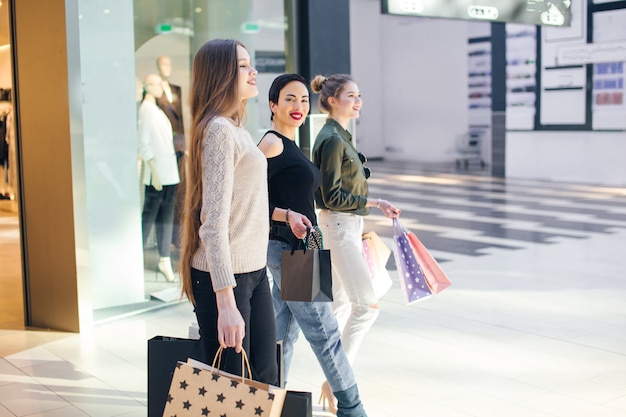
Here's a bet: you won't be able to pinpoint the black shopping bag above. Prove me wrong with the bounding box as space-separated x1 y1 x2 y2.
281 247 333 302
147 336 204 417
281 390 313 417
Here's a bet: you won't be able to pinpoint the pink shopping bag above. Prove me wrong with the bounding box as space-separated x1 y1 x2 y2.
405 229 452 294
362 231 393 299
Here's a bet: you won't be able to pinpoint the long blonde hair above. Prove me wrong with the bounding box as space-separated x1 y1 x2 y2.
179 39 247 305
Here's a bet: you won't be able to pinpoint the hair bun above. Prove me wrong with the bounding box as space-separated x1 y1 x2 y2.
310 74 327 93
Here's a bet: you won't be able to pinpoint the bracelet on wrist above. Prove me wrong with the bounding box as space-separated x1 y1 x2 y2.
376 199 381 208
285 208 290 225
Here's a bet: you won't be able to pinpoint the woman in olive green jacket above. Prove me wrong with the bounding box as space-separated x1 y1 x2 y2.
311 73 401 370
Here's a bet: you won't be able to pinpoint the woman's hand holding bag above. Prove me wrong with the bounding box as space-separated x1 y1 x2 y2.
280 227 333 302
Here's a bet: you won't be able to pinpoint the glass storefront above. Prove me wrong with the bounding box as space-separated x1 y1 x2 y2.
78 0 291 318
1 0 292 329
0 0 23 329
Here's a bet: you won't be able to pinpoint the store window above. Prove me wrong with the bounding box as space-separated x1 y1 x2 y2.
79 0 290 318
0 0 23 329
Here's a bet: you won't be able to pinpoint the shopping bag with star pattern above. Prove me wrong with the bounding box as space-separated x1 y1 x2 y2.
162 347 286 417
392 219 433 304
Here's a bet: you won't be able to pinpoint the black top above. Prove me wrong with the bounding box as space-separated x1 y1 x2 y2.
264 130 322 241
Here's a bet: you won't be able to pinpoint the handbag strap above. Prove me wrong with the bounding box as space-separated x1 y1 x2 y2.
392 218 403 237
307 226 324 249
211 346 254 383
291 226 312 255
288 226 324 254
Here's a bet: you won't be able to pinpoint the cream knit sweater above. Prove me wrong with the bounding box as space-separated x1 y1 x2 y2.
191 117 269 291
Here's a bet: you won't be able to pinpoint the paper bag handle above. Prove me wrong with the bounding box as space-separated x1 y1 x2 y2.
211 346 254 383
392 218 403 236
289 226 313 255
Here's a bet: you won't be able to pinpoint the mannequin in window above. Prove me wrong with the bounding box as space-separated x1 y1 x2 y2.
138 73 180 282
155 55 185 250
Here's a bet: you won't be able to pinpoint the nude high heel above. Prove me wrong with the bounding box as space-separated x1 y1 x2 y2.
318 380 337 415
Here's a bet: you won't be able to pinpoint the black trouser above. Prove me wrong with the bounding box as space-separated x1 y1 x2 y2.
191 267 279 386
142 184 176 257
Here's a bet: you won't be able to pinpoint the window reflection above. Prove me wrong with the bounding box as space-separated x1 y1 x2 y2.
134 0 289 292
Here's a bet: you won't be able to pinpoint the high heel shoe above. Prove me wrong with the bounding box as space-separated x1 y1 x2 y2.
318 380 338 415
158 257 177 282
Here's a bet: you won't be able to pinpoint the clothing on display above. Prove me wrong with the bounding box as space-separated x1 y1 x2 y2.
155 56 186 250
0 97 16 201
156 84 185 154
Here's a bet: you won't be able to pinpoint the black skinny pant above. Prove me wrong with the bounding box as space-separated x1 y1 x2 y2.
191 267 279 386
142 184 176 257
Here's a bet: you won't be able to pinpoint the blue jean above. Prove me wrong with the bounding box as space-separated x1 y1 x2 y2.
191 267 279 386
267 239 356 392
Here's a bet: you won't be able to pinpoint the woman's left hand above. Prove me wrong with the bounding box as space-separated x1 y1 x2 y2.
378 199 401 219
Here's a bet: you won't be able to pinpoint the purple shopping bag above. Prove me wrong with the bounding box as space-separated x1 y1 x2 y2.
392 219 432 304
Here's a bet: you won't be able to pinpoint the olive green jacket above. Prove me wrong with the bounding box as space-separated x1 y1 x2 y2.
312 118 370 215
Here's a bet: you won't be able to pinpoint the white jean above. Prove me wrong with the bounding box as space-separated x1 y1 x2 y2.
318 210 380 365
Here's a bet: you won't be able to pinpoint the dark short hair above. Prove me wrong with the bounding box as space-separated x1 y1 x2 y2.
268 73 307 107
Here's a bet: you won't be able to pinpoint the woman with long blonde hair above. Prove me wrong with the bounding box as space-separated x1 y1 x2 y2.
179 38 278 385
311 73 400 370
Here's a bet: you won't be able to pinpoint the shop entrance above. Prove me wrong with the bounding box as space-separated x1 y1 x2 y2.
0 0 25 330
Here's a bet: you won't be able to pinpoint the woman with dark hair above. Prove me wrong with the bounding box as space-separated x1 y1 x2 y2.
258 74 367 416
179 39 278 385
311 74 401 368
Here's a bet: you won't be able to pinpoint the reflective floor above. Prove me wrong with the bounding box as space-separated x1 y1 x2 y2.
1 160 626 417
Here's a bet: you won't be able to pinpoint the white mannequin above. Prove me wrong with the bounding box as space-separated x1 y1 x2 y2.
139 73 179 282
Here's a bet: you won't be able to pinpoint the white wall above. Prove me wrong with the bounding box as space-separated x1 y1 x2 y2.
350 0 384 157
507 131 626 186
350 0 469 162
381 17 469 162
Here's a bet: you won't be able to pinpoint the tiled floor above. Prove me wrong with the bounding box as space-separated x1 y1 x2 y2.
1 161 626 417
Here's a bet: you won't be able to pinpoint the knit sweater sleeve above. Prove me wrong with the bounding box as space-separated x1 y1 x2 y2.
198 118 238 290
